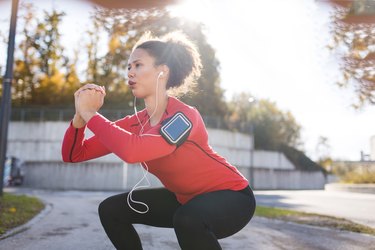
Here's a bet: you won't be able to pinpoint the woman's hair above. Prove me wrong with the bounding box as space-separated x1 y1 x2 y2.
134 31 202 96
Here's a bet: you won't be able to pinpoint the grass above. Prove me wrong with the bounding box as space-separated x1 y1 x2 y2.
255 205 375 236
0 192 45 236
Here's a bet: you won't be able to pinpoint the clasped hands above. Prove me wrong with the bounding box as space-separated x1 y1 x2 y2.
73 84 106 127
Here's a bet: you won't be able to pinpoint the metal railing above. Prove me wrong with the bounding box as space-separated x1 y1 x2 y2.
11 108 133 122
10 108 227 129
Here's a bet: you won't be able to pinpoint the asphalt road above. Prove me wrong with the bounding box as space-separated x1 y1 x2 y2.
1 188 375 250
254 190 375 228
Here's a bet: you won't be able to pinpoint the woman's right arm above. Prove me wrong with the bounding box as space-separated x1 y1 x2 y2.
62 84 112 163
61 115 132 163
61 119 111 163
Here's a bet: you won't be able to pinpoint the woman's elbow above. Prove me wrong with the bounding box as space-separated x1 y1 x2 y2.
61 154 79 163
62 155 72 163
121 154 139 164
61 146 74 163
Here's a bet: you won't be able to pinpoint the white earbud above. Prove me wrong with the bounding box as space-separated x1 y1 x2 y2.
158 72 164 77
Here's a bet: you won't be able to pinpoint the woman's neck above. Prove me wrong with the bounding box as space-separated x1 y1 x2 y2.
144 94 169 126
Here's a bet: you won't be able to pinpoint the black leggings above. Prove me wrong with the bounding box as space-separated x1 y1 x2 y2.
98 186 256 250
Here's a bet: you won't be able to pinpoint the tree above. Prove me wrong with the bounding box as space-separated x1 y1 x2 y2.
11 3 38 106
227 92 302 150
226 92 254 131
31 9 77 105
5 4 81 107
315 136 333 171
1 5 225 113
328 0 375 108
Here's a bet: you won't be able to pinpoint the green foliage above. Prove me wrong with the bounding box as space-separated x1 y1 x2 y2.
255 205 304 218
329 4 375 108
332 162 375 184
227 93 302 150
318 157 334 172
341 170 375 184
0 193 44 236
9 4 81 107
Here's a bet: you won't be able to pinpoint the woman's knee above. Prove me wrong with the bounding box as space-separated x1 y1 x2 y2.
98 196 115 221
98 194 129 223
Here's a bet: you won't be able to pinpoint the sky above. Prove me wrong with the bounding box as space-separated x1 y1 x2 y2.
0 0 374 161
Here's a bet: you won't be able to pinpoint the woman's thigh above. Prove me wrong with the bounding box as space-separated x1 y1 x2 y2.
175 188 256 239
100 188 181 228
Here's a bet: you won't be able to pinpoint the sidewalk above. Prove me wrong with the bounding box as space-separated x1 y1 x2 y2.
1 188 374 250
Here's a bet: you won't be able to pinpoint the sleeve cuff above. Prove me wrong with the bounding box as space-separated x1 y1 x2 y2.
70 120 87 131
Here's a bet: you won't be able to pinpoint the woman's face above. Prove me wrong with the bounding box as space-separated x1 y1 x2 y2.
127 48 163 99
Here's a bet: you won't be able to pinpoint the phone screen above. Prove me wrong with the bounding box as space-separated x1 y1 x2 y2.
164 116 190 141
161 113 192 144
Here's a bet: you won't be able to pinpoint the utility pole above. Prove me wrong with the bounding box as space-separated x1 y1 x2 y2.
248 96 255 189
0 0 19 196
249 124 255 189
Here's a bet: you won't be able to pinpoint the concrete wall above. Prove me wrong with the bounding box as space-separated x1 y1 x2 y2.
253 150 294 170
23 161 127 191
8 122 120 163
8 121 326 190
252 169 326 190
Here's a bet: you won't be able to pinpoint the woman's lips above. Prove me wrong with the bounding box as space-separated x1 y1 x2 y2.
128 80 136 86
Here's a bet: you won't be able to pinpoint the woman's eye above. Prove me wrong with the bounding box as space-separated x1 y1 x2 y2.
135 63 141 68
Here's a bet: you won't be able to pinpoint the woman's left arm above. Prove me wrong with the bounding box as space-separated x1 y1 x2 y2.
85 114 176 163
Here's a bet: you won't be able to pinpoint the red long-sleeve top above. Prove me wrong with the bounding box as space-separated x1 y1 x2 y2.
62 97 248 204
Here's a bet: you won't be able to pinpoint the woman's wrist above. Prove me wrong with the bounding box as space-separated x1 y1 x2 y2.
72 113 86 128
80 111 97 123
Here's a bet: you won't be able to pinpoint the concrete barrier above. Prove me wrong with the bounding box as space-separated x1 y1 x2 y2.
252 168 326 189
325 183 375 194
23 161 127 191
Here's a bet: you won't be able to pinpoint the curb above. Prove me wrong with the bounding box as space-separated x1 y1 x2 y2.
0 200 53 241
325 183 375 194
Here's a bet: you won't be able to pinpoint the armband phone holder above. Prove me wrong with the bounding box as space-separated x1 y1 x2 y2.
160 112 192 146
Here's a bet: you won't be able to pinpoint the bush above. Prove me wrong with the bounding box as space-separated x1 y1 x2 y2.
340 169 375 184
332 162 375 184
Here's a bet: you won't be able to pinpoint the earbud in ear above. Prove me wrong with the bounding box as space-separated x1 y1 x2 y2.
158 72 164 77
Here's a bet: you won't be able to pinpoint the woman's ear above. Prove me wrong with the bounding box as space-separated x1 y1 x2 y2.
159 65 169 78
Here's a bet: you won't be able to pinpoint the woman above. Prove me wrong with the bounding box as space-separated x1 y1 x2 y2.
62 31 256 250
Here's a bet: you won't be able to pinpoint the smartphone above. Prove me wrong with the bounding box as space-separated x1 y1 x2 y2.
160 112 192 145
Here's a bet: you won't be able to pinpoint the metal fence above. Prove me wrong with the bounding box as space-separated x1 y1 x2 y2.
10 107 227 129
11 108 132 122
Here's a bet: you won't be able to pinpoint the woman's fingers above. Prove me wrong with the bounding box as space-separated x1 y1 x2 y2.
75 84 105 96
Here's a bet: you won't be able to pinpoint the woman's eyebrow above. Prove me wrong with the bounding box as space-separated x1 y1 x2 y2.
128 59 141 67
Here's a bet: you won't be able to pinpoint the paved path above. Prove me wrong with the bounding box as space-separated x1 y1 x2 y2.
255 190 375 228
1 188 375 250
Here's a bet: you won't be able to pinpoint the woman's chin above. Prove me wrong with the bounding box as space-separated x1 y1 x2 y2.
131 90 145 99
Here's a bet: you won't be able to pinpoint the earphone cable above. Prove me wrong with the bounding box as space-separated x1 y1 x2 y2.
127 73 162 214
